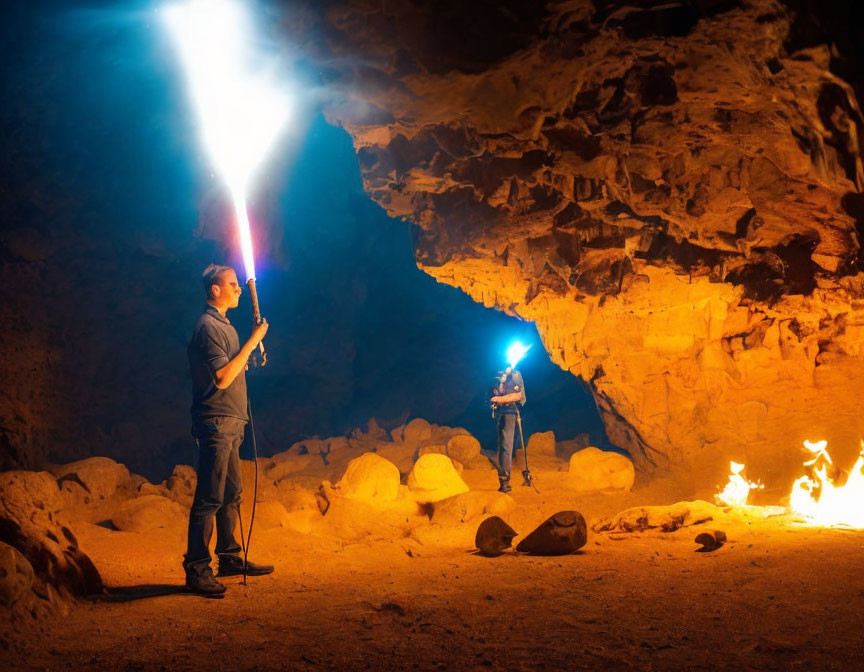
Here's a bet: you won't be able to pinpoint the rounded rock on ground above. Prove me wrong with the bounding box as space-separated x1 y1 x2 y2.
527 431 556 458
401 418 433 446
475 516 518 557
110 495 186 533
516 511 588 556
335 452 401 505
567 447 635 492
50 457 131 501
406 453 469 502
446 434 481 464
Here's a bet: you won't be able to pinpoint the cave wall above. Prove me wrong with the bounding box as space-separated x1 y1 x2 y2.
293 0 864 482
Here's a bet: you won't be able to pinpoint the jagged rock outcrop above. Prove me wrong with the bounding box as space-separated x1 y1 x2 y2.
288 0 864 485
0 471 102 605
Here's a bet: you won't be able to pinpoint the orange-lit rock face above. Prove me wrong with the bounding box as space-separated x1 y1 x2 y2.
299 0 864 483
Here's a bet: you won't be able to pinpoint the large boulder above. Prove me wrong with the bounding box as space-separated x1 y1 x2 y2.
567 448 635 493
407 453 470 502
50 457 130 501
335 452 401 506
446 434 481 465
516 511 588 556
110 495 186 533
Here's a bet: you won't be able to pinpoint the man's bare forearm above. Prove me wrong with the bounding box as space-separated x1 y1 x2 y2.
214 342 256 389
491 392 523 404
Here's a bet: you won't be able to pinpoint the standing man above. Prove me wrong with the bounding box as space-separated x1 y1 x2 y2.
490 366 527 493
184 263 272 597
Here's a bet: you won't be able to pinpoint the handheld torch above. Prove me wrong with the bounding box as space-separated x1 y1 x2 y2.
246 278 267 367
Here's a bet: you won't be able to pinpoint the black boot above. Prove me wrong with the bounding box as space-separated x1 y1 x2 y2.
217 554 275 577
185 566 227 598
498 479 512 494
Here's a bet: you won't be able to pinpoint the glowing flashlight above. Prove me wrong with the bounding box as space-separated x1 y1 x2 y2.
506 342 531 369
162 0 290 365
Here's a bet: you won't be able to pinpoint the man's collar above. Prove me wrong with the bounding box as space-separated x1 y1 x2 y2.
205 305 230 325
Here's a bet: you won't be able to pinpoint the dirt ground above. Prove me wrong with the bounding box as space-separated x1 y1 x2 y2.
5 468 864 672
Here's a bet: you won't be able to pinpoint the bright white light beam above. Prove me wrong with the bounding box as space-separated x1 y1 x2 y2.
506 342 531 369
161 0 290 281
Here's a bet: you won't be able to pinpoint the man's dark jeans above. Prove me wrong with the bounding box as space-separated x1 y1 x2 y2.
496 413 517 485
184 416 246 575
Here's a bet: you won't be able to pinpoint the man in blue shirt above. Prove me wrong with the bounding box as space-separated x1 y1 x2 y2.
184 264 271 597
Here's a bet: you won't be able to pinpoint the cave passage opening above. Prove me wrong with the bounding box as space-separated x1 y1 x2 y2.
0 1 610 481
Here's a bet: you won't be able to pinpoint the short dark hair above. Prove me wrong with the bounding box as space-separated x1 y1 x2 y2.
202 263 233 299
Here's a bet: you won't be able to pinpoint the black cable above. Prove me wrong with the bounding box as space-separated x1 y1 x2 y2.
239 395 259 586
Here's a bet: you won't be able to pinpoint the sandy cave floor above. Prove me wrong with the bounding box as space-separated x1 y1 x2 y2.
6 468 864 672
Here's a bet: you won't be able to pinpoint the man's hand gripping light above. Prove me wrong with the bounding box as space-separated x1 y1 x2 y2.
162 0 291 365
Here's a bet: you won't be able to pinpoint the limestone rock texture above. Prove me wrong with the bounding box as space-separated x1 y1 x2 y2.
0 471 102 604
334 452 402 505
567 447 636 492
292 0 864 486
407 453 470 502
594 499 722 533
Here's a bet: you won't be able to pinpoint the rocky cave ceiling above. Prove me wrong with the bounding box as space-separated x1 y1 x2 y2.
279 0 864 482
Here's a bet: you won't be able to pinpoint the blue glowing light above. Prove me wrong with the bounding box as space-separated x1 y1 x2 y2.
506 341 531 368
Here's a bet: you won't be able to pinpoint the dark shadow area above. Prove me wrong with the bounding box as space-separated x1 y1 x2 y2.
91 585 202 602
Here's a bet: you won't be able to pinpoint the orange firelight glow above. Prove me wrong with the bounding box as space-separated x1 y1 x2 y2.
789 440 864 528
714 461 763 508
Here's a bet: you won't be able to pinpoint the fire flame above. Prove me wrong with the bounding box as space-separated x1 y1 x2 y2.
715 461 763 507
789 440 864 528
161 0 291 281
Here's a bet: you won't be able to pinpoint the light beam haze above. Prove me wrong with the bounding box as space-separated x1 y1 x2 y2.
161 0 290 280
506 341 531 369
